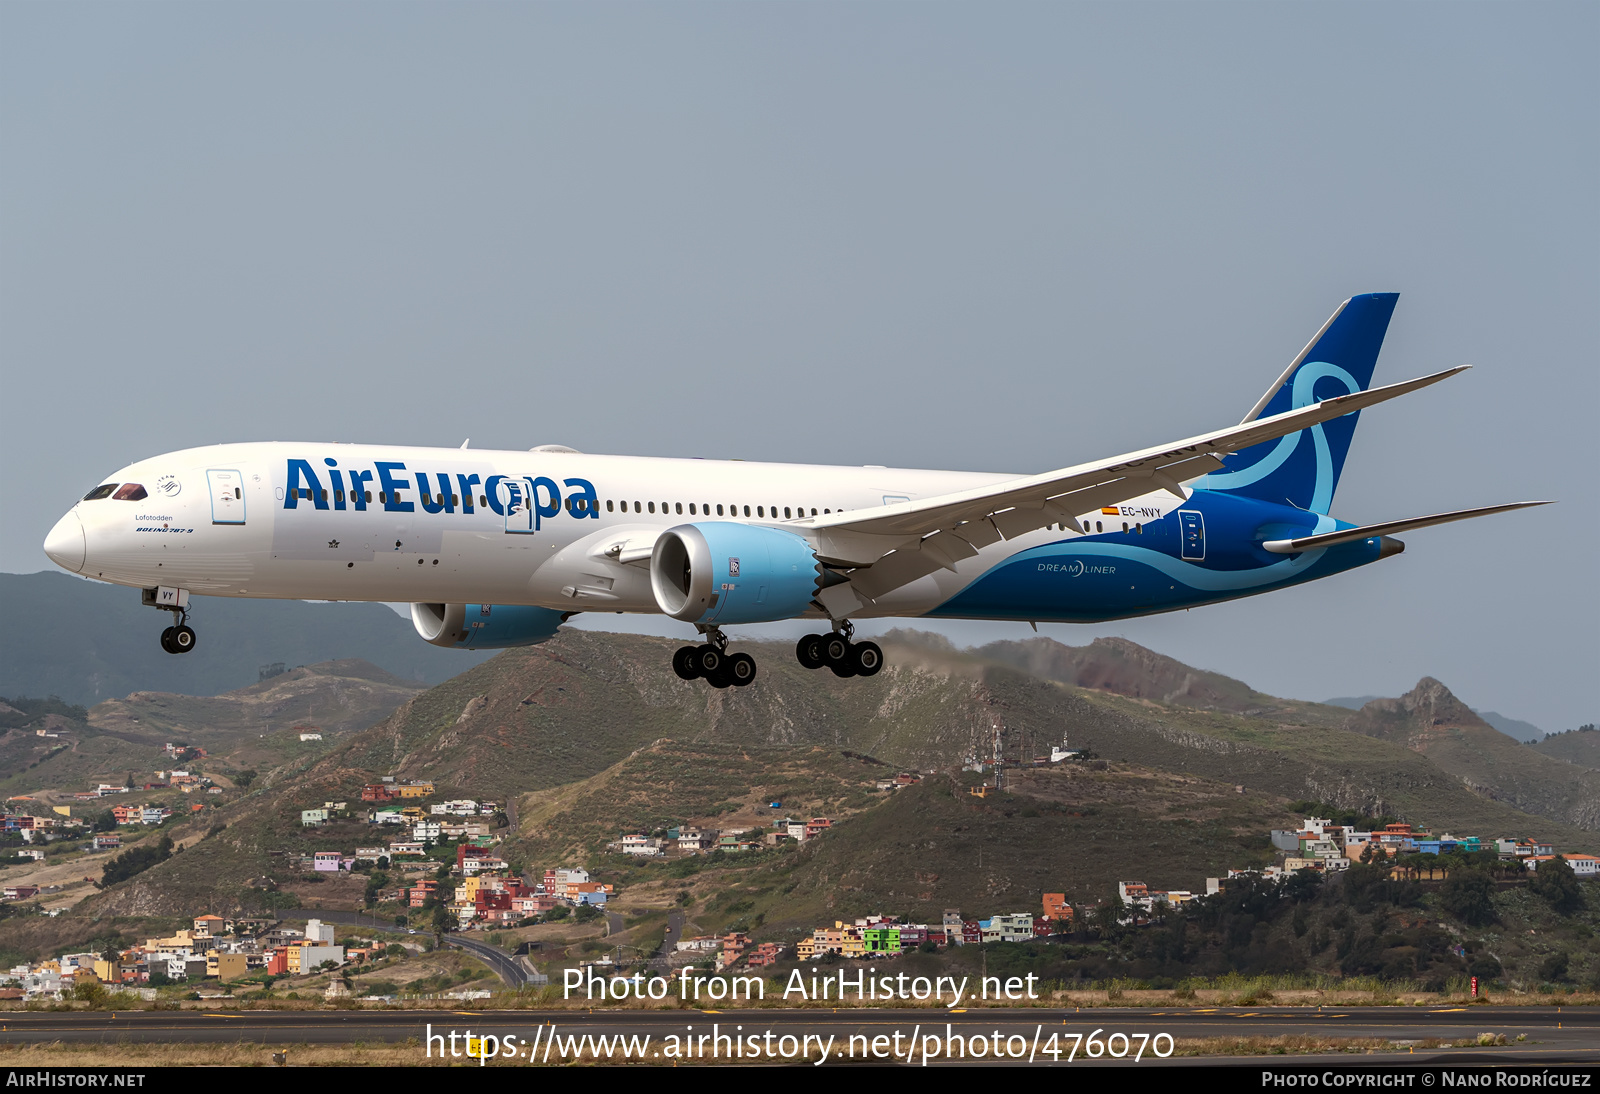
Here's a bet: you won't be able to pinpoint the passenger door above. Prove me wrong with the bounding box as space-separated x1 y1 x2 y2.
499 477 537 534
206 469 246 525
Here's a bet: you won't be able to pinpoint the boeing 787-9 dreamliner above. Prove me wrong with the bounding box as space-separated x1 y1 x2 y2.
43 294 1545 687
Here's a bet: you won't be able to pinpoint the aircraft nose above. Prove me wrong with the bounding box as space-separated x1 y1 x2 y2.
44 510 85 573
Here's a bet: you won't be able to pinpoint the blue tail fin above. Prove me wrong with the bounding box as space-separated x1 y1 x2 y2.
1195 292 1399 513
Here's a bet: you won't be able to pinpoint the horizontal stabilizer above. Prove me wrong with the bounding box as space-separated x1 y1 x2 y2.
1260 501 1552 554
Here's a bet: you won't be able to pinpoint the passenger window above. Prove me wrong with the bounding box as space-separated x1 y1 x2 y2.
452 494 459 507
1095 521 1102 533
757 506 764 517
648 502 655 514
478 495 486 507
1136 523 1143 534
82 484 118 501
112 483 148 501
1122 522 1128 533
689 503 696 515
320 489 328 503
367 492 374 503
336 490 344 503
675 502 683 515
811 508 817 516
784 507 791 519
634 501 641 513
235 488 242 499
606 500 614 512
743 505 751 517
380 492 388 504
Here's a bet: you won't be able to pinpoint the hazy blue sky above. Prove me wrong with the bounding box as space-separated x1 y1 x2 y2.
3 3 1594 731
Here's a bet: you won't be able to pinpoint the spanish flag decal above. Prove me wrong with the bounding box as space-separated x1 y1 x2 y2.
1100 507 1120 516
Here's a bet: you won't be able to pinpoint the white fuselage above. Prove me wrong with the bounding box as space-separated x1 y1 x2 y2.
46 441 1182 621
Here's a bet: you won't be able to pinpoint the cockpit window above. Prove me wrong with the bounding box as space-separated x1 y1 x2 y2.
82 484 118 501
112 483 148 501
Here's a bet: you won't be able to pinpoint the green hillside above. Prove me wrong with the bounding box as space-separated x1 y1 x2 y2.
513 742 894 864
0 660 425 800
1529 726 1600 771
1341 680 1600 831
58 628 1600 926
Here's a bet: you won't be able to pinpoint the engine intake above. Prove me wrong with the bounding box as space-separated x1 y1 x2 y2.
650 523 822 625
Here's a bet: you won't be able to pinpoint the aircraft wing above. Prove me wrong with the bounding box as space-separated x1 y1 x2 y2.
796 365 1468 604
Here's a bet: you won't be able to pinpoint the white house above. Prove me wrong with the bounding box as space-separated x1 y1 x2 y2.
616 834 664 856
1561 854 1598 877
413 820 442 842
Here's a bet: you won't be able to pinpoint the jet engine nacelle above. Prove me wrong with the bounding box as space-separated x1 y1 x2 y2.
650 522 822 625
411 602 566 649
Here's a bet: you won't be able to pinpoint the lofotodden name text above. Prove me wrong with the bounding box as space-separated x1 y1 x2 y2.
563 966 1040 1006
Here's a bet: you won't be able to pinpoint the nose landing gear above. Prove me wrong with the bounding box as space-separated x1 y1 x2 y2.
143 586 197 655
157 610 197 655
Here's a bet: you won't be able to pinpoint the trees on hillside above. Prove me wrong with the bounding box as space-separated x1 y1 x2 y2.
1437 869 1497 926
1528 857 1585 915
99 834 173 887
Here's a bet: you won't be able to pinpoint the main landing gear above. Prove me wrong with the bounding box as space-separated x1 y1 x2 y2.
159 612 197 655
795 621 882 678
670 622 884 687
672 628 756 689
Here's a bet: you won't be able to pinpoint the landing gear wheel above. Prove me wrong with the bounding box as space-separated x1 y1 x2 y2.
704 663 732 688
821 633 852 666
829 659 857 678
672 646 701 680
159 627 177 654
727 652 757 687
171 625 197 654
852 640 883 676
697 644 724 677
796 634 826 670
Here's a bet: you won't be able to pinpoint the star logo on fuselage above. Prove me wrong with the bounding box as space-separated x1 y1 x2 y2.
328 539 340 549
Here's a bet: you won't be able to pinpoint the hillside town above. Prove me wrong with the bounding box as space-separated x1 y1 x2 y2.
5 748 1597 1001
1111 818 1600 919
